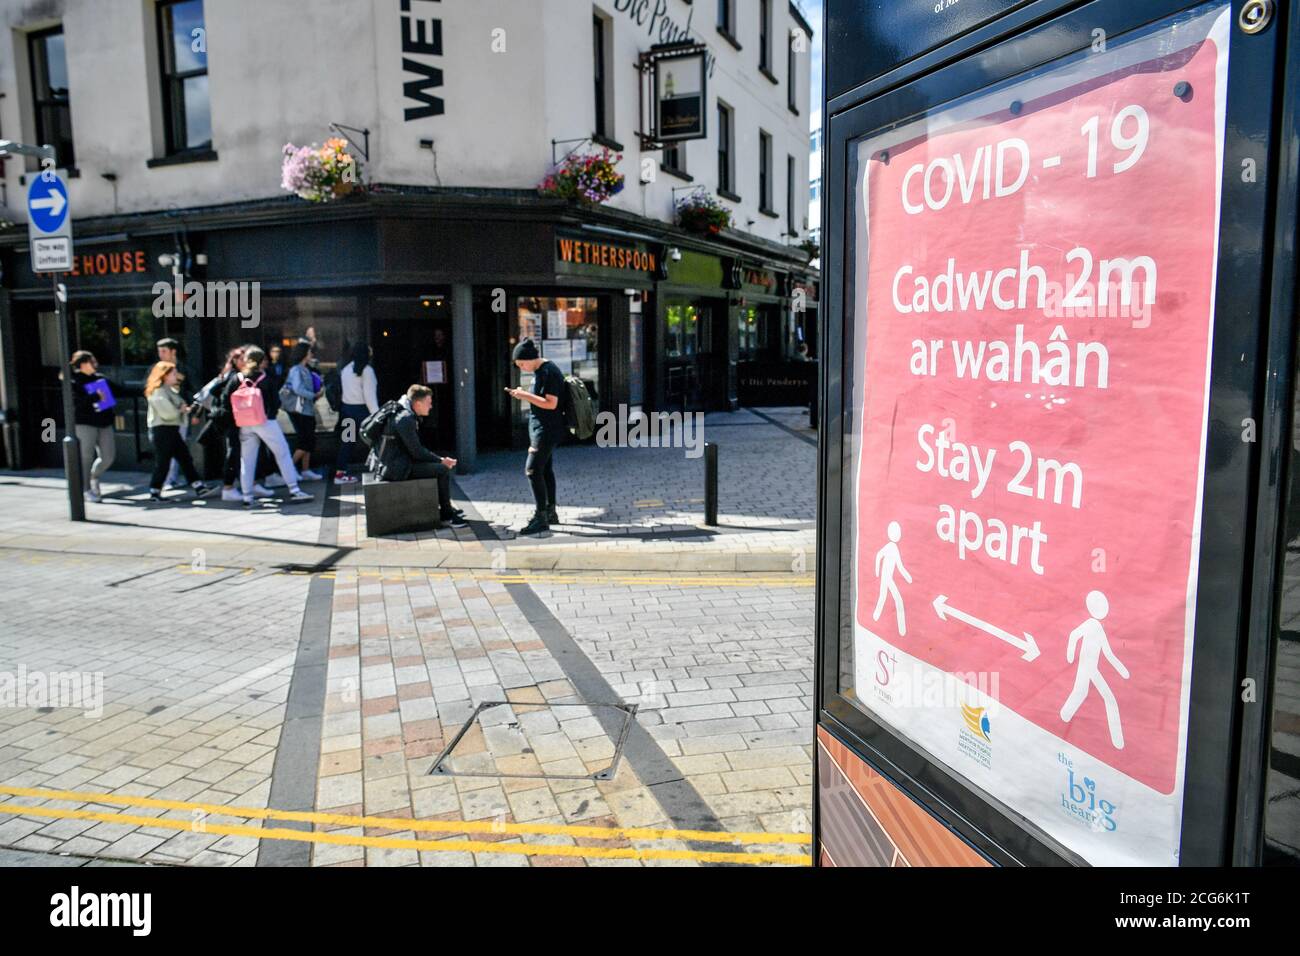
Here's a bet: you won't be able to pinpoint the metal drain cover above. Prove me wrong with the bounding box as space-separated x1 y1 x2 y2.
428 699 637 781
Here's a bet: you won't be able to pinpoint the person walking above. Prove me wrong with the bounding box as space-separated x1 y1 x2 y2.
232 346 312 507
506 338 565 536
157 337 196 490
372 385 467 528
266 343 287 390
280 340 324 482
334 341 379 484
205 346 269 502
144 361 213 502
69 351 117 504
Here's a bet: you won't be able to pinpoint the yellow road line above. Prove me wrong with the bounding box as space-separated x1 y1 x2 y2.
0 785 809 847
0 802 809 866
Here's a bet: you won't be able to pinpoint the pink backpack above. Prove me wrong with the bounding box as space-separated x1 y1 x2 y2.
231 374 268 427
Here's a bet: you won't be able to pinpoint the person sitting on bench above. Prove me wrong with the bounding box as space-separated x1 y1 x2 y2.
373 384 468 529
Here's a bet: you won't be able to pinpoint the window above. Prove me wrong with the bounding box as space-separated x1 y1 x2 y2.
737 306 759 359
1268 350 1300 862
717 0 733 35
810 177 821 201
759 130 773 211
29 27 74 169
515 297 601 425
811 128 821 152
157 0 211 155
788 32 798 111
593 14 607 139
759 0 772 74
663 143 687 176
787 155 797 235
717 102 734 195
666 303 703 358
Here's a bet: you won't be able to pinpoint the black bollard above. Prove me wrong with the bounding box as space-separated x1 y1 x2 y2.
704 441 718 526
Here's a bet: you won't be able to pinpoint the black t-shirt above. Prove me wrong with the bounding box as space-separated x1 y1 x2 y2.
528 361 567 439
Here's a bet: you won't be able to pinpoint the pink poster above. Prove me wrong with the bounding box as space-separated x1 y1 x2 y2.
850 7 1229 863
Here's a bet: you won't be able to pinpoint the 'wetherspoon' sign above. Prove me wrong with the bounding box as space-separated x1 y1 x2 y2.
557 236 658 274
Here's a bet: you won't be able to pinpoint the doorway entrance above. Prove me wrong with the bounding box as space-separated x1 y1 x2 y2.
369 294 454 454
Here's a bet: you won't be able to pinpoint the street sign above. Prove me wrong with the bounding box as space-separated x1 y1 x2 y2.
27 170 72 272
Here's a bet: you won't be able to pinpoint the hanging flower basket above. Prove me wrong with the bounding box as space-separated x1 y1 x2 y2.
537 147 625 205
675 189 732 235
281 137 363 202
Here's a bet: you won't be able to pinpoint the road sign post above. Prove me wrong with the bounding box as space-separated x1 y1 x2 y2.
20 163 82 520
53 281 83 521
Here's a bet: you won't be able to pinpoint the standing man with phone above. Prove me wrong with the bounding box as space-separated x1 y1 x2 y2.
506 338 564 536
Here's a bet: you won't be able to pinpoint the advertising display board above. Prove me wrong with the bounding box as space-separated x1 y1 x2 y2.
847 5 1229 865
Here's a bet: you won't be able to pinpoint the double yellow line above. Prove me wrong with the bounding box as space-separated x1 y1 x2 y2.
0 785 811 866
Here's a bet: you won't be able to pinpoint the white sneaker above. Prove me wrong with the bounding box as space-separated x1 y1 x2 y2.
265 474 287 488
85 490 102 504
221 487 243 502
89 480 102 499
287 489 313 503
299 469 323 482
252 483 272 497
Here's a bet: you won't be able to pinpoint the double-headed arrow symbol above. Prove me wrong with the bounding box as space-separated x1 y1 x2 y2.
31 189 67 218
933 594 1040 662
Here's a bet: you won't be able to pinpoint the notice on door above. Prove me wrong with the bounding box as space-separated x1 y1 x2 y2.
849 6 1229 865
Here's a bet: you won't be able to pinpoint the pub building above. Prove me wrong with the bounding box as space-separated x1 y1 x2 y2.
0 0 815 475
0 190 816 472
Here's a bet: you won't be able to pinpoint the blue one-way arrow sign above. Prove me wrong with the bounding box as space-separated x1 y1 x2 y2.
27 170 73 272
28 174 69 233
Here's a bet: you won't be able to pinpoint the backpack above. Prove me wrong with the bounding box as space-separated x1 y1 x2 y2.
563 375 596 441
230 374 268 427
323 369 343 412
360 400 402 447
279 365 315 416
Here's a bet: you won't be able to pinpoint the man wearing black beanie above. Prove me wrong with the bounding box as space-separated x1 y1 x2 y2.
506 337 566 535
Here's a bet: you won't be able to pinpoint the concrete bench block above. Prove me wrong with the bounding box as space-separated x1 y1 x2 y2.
362 476 442 537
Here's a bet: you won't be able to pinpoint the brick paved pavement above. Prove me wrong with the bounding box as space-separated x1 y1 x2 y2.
0 407 817 866
0 406 814 572
0 548 310 866
310 568 812 866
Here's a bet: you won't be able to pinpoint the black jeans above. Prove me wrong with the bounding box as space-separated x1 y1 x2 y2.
222 427 241 485
407 460 456 519
335 403 369 473
288 412 316 454
525 431 558 514
150 425 199 491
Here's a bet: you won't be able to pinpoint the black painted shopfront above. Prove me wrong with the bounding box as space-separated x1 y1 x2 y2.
0 190 816 474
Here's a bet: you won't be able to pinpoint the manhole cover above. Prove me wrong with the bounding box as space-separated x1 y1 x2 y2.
428 699 636 781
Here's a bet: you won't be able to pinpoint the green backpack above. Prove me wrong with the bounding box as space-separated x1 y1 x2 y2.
563 375 596 441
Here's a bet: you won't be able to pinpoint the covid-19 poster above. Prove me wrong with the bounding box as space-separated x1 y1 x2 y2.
848 5 1229 865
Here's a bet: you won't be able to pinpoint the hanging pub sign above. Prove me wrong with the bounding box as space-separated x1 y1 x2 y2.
654 45 708 142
